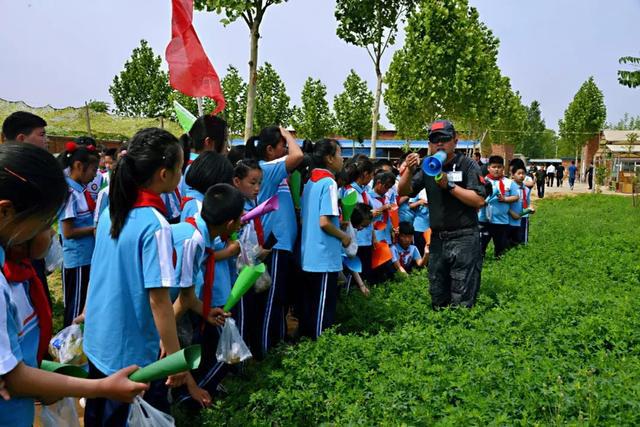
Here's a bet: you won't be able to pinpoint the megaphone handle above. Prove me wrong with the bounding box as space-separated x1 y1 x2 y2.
435 173 443 182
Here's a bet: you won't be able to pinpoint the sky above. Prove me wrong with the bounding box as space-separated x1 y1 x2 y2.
0 0 638 131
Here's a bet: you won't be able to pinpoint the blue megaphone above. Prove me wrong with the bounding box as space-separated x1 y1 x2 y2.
422 151 447 180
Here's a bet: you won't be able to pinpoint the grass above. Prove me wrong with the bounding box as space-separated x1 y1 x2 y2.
189 194 640 426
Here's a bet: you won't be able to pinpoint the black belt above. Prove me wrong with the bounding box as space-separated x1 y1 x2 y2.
433 227 478 240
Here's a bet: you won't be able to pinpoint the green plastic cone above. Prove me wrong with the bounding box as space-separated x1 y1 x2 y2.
128 345 201 383
40 360 89 378
290 171 302 209
341 191 358 222
223 263 266 311
173 100 197 133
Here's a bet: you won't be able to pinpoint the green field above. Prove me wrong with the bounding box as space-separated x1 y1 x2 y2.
187 195 640 426
0 98 182 141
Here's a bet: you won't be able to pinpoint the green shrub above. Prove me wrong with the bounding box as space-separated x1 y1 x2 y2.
188 195 640 426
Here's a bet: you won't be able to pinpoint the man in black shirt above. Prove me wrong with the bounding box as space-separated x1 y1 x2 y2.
398 120 486 308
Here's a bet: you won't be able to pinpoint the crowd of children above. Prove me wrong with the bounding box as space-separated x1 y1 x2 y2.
0 111 537 426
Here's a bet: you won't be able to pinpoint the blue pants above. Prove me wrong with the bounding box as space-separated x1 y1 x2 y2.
300 272 338 339
62 264 90 327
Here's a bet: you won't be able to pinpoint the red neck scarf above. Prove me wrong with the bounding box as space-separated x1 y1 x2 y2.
521 186 528 209
185 217 215 329
485 175 506 196
310 169 334 182
254 216 265 247
374 195 389 231
133 188 168 217
3 259 52 365
83 189 96 213
180 196 194 211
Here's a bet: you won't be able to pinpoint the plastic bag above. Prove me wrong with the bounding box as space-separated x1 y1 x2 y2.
344 223 358 258
49 324 87 365
127 396 175 427
253 268 272 294
40 397 80 427
44 236 63 273
236 224 261 271
216 318 252 364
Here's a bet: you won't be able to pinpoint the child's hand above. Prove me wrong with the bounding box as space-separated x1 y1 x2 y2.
0 377 10 401
72 313 85 325
228 241 241 257
257 247 272 261
166 372 188 388
186 373 212 408
207 308 230 327
497 193 505 202
358 285 370 297
341 233 352 248
99 365 149 403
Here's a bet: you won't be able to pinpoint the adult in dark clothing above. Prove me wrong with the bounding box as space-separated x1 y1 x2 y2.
535 166 546 198
586 163 594 190
556 164 565 187
398 120 486 309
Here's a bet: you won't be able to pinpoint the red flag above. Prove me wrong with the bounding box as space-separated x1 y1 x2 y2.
166 0 225 115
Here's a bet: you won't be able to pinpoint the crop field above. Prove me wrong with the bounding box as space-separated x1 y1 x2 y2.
186 195 640 426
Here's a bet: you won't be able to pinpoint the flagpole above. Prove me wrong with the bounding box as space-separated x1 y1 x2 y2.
196 97 204 116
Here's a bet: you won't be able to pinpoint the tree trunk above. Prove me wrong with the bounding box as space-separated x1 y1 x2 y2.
84 102 92 137
370 63 382 159
244 21 260 141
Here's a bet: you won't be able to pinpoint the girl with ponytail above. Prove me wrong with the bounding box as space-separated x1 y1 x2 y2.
82 128 187 425
57 141 99 327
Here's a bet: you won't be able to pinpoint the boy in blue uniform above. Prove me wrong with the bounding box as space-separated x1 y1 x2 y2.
482 155 519 258
392 222 429 275
410 188 430 256
509 164 535 246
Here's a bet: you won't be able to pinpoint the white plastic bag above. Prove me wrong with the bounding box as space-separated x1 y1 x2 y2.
49 324 87 365
344 223 358 258
40 398 80 427
127 396 175 427
44 236 63 273
253 268 272 293
236 224 261 270
216 318 252 364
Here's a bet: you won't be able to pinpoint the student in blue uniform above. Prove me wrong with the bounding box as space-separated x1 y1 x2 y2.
367 171 396 283
171 184 242 410
81 128 187 426
410 189 430 256
58 142 99 327
300 139 349 339
508 163 535 246
343 156 375 284
245 126 304 357
0 143 147 427
482 155 520 258
232 159 269 353
342 202 373 297
391 222 429 275
180 151 234 221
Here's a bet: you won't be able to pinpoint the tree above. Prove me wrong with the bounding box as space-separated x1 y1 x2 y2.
87 100 110 113
334 70 374 144
486 76 527 154
195 0 290 139
558 76 607 162
292 78 334 141
607 113 640 130
335 0 415 158
109 40 172 118
384 0 501 141
254 63 291 131
520 101 546 158
618 55 640 88
220 65 247 137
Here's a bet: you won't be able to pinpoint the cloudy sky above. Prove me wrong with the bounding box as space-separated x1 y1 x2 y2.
0 0 638 130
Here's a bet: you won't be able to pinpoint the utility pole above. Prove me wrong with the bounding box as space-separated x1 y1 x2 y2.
84 102 92 137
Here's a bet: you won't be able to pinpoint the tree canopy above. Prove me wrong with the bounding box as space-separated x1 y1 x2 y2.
334 70 374 143
254 63 291 132
292 78 334 141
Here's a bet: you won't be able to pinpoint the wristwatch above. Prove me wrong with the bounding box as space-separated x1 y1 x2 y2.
447 181 456 192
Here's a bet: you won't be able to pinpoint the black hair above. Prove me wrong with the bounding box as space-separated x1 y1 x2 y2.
344 155 374 183
488 155 504 166
179 134 191 172
0 142 67 226
335 169 349 188
245 126 282 161
109 128 181 238
74 136 97 147
1 112 47 140
59 144 99 171
201 183 244 226
473 151 481 158
310 139 340 169
398 221 414 235
188 115 228 153
103 148 117 158
185 151 234 194
373 171 396 187
234 159 262 180
350 202 373 228
509 158 526 175
228 146 245 166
